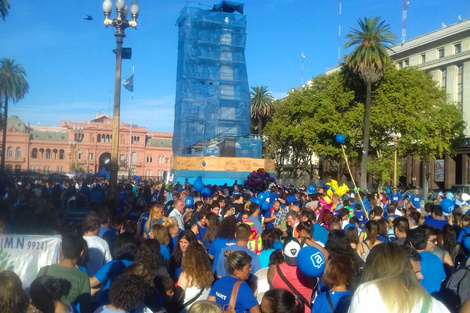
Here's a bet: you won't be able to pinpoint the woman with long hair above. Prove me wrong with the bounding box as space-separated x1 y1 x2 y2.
169 230 198 281
136 239 169 279
0 270 29 313
138 203 165 239
208 216 237 266
202 212 219 250
349 242 449 312
357 220 383 262
171 242 214 313
208 250 260 313
163 216 181 255
151 224 171 262
190 209 209 245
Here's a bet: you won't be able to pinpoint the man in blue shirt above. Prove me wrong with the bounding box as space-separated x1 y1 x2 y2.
390 188 401 203
423 205 448 230
216 224 261 278
410 189 421 209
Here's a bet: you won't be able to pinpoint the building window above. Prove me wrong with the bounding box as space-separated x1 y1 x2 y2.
458 64 464 110
132 152 137 163
398 61 403 69
57 166 64 173
45 149 51 159
31 148 38 159
14 165 21 171
145 170 152 178
120 154 126 167
89 153 94 161
404 59 409 67
15 148 21 158
77 149 82 160
158 170 164 178
455 43 461 54
59 149 65 160
438 48 445 58
146 155 153 163
97 134 101 142
421 54 426 63
441 68 447 89
44 166 51 175
7 147 13 158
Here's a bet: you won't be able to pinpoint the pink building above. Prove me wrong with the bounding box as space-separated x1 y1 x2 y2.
2 114 172 179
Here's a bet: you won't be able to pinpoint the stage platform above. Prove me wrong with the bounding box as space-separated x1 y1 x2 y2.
171 156 275 185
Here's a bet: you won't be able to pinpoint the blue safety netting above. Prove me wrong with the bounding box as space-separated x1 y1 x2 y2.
173 2 261 158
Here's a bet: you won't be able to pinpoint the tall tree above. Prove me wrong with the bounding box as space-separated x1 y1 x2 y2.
0 58 29 172
0 0 9 21
344 17 396 190
250 85 274 137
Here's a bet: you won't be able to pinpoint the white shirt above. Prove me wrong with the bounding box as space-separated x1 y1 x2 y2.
169 209 185 230
83 235 112 277
348 282 450 313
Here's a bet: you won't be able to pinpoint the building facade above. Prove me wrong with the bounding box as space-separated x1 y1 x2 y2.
1 114 172 180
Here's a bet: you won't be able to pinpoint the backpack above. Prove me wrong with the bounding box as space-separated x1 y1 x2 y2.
445 265 470 308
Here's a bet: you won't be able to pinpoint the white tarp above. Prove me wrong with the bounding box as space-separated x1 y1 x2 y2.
0 235 62 288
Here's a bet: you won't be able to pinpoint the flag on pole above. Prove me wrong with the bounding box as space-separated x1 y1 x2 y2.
122 74 134 92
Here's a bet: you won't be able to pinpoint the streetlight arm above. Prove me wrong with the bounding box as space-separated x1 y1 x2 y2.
104 18 113 26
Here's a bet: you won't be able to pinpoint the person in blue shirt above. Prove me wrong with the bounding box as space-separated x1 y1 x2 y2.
389 188 401 203
216 224 261 278
209 216 238 270
312 254 355 313
423 205 448 230
209 250 260 313
410 189 421 209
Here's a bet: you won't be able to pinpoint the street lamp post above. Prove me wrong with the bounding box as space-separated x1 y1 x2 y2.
102 0 140 199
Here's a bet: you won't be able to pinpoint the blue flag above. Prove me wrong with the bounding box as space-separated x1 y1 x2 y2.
122 74 134 92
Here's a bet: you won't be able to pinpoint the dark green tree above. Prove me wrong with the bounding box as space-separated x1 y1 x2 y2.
0 58 29 171
250 85 274 136
0 0 9 21
344 17 396 190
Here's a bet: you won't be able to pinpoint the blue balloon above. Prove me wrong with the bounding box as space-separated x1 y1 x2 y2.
250 196 257 202
440 198 454 213
193 179 203 192
336 134 345 144
201 187 211 198
202 161 206 166
257 192 266 202
464 237 470 251
253 198 262 205
386 187 391 194
446 192 454 200
307 185 316 194
297 246 326 277
261 201 270 211
184 196 194 207
264 190 271 197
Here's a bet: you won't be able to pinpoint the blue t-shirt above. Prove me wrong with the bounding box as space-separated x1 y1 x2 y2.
354 211 367 227
457 226 470 243
410 194 421 209
216 245 261 278
95 259 134 291
258 249 275 269
312 290 352 313
209 237 237 270
420 251 446 294
209 276 258 313
423 217 448 230
160 244 170 260
390 193 401 203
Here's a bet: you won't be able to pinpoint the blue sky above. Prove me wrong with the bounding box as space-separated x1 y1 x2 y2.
2 0 469 132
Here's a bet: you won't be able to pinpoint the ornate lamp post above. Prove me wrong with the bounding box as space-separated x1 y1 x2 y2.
102 0 140 199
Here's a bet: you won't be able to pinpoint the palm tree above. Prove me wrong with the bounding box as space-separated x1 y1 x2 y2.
344 17 396 190
0 58 29 172
0 0 10 21
250 85 274 137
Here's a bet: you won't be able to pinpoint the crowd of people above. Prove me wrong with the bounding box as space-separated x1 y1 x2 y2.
0 176 469 313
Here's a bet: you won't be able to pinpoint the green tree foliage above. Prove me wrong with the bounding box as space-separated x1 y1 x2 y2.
250 85 274 136
264 73 357 179
344 17 396 189
0 0 9 21
0 58 29 171
265 67 465 186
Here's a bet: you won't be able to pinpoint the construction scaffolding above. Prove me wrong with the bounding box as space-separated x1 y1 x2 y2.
173 2 261 158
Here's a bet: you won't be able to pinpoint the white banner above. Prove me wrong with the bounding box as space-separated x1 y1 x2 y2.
0 235 62 288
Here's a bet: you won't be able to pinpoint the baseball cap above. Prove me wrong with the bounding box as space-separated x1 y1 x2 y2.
283 237 301 266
